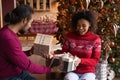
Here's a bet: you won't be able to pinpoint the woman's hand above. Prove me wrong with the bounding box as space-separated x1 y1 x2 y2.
51 66 62 73
74 56 81 67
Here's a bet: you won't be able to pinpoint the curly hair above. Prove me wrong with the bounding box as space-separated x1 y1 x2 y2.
72 10 98 33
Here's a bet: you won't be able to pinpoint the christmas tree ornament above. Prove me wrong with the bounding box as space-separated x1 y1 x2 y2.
109 57 115 63
65 3 70 8
85 0 91 9
60 10 66 16
118 68 120 73
113 24 120 37
69 6 76 13
106 44 112 54
109 0 115 3
107 17 110 21
100 0 104 8
103 0 107 2
70 0 76 4
61 1 65 4
110 41 115 47
79 0 85 10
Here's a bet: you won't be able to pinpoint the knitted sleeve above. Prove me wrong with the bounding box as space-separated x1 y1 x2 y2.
62 37 70 53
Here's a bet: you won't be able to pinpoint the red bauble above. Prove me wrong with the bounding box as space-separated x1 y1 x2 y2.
109 42 115 47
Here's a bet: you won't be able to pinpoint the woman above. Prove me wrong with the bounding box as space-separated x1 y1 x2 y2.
55 11 101 80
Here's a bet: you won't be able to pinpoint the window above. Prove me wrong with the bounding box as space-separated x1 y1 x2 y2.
24 0 51 11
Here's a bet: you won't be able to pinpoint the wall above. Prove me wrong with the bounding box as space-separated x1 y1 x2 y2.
2 0 15 25
33 1 58 21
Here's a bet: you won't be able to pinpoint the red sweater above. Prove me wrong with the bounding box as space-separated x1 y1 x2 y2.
62 31 101 74
0 26 51 79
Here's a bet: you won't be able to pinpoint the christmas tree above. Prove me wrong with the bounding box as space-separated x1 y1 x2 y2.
55 0 120 77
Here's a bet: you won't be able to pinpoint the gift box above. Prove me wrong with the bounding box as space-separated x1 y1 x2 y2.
95 59 108 80
50 53 76 72
33 34 53 55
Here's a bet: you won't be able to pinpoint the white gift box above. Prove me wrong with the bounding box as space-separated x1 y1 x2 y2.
33 34 53 55
50 53 76 72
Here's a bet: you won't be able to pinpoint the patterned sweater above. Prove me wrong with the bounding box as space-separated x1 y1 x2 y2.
62 31 101 74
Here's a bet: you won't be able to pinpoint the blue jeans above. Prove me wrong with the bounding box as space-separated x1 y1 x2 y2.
5 71 36 80
64 72 95 80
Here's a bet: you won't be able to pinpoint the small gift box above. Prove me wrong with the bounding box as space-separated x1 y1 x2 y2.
50 53 77 72
33 34 53 55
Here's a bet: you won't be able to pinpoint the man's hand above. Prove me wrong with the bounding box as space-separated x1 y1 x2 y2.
41 50 62 59
54 50 62 54
29 46 34 55
24 46 34 56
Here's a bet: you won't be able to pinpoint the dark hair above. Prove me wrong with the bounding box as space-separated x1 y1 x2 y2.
72 10 97 32
4 4 34 24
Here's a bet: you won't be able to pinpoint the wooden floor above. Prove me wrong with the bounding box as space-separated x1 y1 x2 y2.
20 37 120 80
114 78 120 80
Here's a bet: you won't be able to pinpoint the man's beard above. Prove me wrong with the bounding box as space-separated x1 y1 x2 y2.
19 28 27 34
19 23 28 35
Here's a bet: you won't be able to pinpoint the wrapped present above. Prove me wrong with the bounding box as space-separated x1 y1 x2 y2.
33 34 53 55
50 53 77 72
95 59 108 80
107 69 115 80
28 22 58 34
107 65 115 80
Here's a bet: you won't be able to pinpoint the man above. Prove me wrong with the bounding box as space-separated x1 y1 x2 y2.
0 5 58 80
